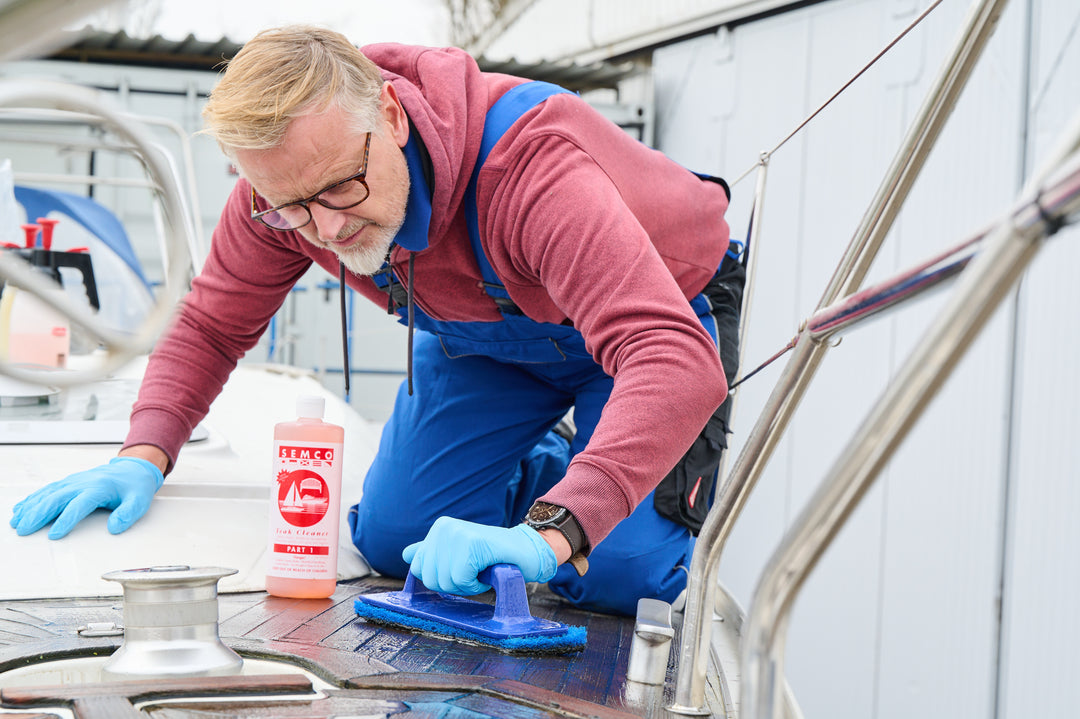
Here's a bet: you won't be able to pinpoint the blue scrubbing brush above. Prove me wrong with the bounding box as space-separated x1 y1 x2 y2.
354 563 587 654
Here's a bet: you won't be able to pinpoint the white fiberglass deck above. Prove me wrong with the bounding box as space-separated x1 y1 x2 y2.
0 356 379 600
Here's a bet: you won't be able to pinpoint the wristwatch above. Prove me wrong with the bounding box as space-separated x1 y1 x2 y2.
525 501 590 576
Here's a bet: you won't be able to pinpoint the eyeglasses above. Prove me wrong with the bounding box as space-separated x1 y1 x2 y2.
250 132 372 231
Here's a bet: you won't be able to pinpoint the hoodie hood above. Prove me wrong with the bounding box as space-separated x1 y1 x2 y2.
353 45 516 396
359 43 493 249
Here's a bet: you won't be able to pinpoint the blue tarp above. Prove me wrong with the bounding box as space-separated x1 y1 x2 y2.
13 185 151 291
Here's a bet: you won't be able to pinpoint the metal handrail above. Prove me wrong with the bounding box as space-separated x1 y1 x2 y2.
0 79 193 387
12 172 161 189
669 0 1010 712
806 229 982 341
0 106 209 270
740 130 1080 719
126 111 208 272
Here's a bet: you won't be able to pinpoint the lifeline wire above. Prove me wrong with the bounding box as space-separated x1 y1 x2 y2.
730 176 1080 392
729 337 796 391
730 0 944 188
726 0 943 390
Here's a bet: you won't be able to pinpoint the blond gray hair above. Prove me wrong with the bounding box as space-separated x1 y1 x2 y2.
201 25 384 155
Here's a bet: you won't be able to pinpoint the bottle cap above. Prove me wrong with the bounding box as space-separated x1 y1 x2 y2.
296 395 325 419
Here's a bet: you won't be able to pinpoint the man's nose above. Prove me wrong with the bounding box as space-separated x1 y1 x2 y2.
309 202 348 242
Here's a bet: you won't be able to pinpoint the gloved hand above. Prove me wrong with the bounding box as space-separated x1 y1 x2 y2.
9 457 164 539
402 517 557 595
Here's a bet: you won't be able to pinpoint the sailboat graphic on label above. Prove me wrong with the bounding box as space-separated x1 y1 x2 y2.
282 482 303 508
276 469 329 527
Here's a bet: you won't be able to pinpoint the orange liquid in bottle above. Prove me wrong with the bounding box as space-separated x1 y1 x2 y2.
266 396 344 599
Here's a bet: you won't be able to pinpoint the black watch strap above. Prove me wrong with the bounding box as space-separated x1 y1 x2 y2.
524 501 589 576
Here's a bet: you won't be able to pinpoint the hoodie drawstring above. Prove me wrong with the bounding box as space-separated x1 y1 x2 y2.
339 261 350 399
406 252 415 396
348 252 416 399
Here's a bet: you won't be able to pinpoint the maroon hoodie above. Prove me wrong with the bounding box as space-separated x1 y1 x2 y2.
127 43 731 548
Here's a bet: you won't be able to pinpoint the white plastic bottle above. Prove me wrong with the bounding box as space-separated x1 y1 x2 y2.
0 284 70 368
266 395 345 598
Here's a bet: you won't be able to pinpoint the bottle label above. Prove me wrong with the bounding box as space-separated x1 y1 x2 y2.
268 439 343 580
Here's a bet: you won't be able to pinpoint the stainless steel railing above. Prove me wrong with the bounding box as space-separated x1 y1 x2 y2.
0 80 194 387
741 125 1080 719
669 0 1012 713
0 1 195 386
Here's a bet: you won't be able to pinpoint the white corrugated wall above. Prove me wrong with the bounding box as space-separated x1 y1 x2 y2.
644 0 1077 716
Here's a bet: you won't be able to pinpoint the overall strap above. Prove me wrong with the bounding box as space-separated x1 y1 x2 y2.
370 258 408 315
464 81 574 315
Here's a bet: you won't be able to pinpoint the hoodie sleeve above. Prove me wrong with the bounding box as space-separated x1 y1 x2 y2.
477 115 729 548
123 180 313 471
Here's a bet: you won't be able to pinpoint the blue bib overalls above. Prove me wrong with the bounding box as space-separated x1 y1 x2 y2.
348 83 723 616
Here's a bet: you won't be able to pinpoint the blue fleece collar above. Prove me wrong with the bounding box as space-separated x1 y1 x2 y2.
393 133 432 252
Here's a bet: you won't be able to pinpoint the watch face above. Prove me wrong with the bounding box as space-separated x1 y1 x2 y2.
528 503 562 523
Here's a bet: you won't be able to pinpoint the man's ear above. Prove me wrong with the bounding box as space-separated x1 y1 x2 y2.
381 83 409 148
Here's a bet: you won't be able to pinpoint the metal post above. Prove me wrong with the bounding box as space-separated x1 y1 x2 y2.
667 155 770 716
738 153 770 356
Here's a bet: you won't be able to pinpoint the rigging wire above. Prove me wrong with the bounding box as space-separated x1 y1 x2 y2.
726 0 944 388
730 0 944 189
729 336 797 391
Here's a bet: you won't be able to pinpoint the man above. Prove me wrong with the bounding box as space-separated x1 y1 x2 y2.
10 26 738 616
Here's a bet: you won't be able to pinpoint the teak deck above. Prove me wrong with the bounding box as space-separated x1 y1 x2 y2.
0 575 720 718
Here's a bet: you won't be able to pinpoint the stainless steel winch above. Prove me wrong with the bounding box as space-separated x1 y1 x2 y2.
99 565 243 681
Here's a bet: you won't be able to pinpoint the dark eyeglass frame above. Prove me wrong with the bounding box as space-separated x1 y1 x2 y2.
250 132 372 231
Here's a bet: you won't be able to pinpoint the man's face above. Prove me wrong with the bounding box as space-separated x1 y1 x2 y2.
236 101 410 275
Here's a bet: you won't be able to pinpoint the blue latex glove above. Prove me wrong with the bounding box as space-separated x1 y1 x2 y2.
9 457 164 539
402 517 558 595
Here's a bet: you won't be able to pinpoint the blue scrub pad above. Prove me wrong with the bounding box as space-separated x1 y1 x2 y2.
354 563 586 654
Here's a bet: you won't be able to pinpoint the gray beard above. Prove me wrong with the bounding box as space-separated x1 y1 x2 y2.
336 163 410 277
337 229 395 276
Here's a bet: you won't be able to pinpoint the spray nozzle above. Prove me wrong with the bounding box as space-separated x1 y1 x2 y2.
36 217 59 251
20 223 39 249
